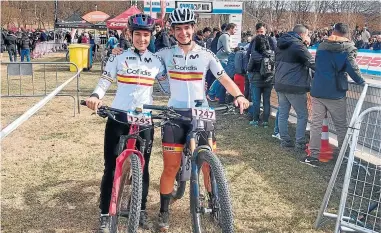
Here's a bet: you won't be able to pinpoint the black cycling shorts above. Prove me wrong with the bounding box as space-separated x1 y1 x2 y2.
161 109 216 146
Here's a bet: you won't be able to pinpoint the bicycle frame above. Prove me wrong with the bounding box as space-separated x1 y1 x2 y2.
108 123 146 216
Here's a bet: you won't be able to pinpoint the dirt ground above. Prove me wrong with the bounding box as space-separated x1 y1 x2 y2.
1 52 342 232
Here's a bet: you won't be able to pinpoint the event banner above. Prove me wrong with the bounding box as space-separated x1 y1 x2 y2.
309 49 381 76
144 1 243 14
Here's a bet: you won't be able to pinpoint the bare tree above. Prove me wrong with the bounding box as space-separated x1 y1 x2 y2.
271 0 289 29
2 0 380 33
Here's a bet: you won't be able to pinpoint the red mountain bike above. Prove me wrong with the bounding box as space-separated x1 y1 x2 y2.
81 100 151 232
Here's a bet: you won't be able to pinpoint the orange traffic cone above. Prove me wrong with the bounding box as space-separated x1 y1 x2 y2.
305 114 333 162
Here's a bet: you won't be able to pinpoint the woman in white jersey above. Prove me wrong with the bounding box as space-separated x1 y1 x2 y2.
85 14 166 232
156 8 249 232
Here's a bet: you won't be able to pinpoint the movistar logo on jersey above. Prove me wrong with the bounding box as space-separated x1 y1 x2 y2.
126 68 152 76
189 54 199 59
174 65 197 71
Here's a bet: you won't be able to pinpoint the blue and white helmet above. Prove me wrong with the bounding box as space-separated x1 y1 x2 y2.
169 8 196 26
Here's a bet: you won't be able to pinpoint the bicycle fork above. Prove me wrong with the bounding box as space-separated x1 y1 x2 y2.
190 131 218 214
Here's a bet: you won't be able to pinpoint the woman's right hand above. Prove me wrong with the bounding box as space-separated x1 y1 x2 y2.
85 96 102 112
112 47 123 55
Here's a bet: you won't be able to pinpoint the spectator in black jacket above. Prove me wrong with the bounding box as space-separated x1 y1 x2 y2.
40 30 47 42
247 35 275 128
20 32 32 62
246 23 277 63
371 35 381 51
154 23 172 51
5 31 18 62
274 24 315 152
65 32 72 44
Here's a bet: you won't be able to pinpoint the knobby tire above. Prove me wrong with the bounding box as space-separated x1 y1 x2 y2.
190 150 234 233
110 153 142 233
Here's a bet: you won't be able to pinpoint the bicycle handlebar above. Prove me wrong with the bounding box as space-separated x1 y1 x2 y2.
81 100 234 126
143 104 192 112
80 100 133 126
143 104 231 113
213 105 229 111
80 100 191 124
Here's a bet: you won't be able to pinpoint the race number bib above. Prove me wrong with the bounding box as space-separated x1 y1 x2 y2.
191 107 216 121
127 111 152 126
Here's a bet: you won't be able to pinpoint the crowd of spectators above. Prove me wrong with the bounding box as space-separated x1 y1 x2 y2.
239 25 381 51
201 22 367 168
1 27 69 62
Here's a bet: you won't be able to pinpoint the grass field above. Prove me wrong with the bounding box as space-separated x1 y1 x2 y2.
1 52 344 232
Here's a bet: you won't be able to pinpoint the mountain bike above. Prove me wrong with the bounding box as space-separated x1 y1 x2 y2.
143 101 235 233
81 100 150 232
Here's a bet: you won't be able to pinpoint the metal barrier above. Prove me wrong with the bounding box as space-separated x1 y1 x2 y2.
314 84 369 231
313 85 381 232
31 41 67 59
270 82 381 136
335 107 381 233
0 65 82 140
1 62 81 114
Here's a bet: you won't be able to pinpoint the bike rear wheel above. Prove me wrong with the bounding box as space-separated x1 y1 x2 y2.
190 150 234 233
110 153 142 233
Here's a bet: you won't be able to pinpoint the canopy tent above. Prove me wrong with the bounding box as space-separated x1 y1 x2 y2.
55 12 95 29
82 11 110 23
55 12 106 29
106 6 141 30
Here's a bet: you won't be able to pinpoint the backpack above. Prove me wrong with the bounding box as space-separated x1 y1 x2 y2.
216 33 230 54
211 32 228 54
210 36 220 54
234 49 248 74
225 52 236 78
259 51 275 78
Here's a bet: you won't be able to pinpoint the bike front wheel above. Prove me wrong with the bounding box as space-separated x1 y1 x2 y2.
190 150 234 233
110 153 142 233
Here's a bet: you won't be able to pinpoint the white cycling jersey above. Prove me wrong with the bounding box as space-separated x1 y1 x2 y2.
156 44 225 108
93 48 166 111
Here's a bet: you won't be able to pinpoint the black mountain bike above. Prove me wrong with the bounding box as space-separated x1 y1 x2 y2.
144 100 235 233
